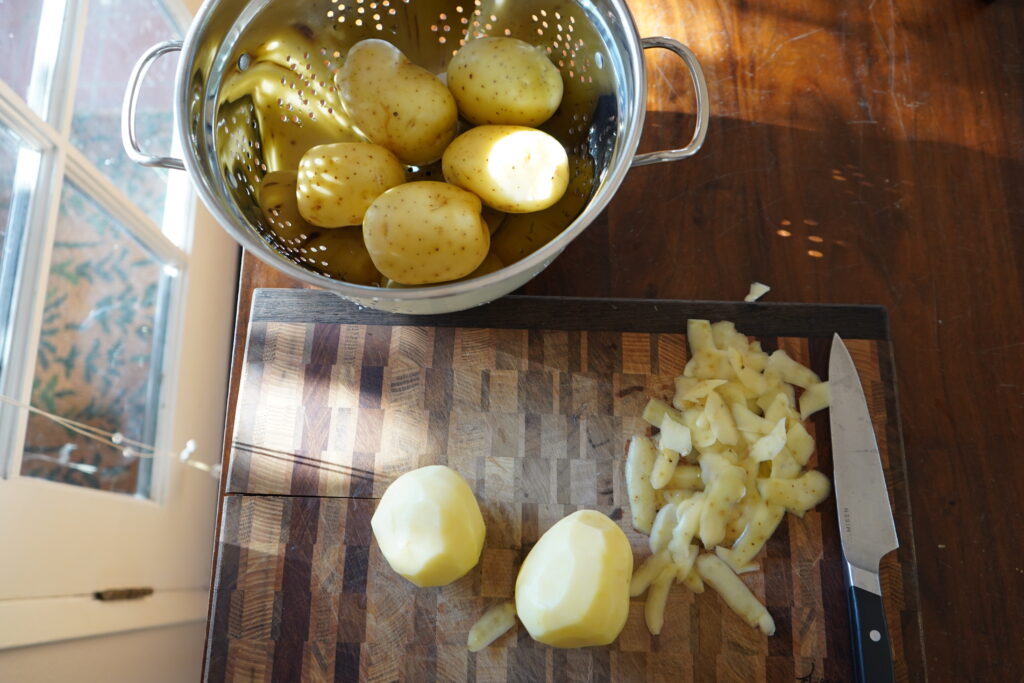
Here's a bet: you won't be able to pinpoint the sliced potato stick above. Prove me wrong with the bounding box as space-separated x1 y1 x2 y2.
763 393 798 428
698 486 744 548
677 378 728 404
698 456 746 548
645 565 676 635
672 377 697 408
667 464 703 490
799 381 831 419
649 501 678 553
467 601 517 652
731 401 767 434
679 566 705 593
743 281 771 302
696 553 776 636
659 413 692 456
757 470 831 513
687 319 715 353
643 398 682 429
744 342 769 372
750 418 787 462
719 502 786 570
651 447 681 490
691 348 735 380
687 410 717 450
711 320 749 352
727 348 770 395
704 390 739 446
771 448 802 479
717 380 755 407
669 499 703 574
767 349 821 389
626 436 658 533
661 488 698 505
630 550 672 597
786 421 815 466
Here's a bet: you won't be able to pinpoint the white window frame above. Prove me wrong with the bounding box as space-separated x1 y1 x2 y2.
0 0 235 649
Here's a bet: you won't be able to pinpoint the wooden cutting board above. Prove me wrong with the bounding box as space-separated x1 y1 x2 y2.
204 290 923 682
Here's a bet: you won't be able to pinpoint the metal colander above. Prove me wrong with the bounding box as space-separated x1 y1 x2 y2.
123 0 708 314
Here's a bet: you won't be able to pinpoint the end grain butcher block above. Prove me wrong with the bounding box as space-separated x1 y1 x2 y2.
204 290 923 683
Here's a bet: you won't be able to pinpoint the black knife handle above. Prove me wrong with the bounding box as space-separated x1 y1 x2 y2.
848 586 895 683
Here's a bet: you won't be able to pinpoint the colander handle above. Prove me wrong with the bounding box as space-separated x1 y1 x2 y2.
121 40 186 171
631 37 710 167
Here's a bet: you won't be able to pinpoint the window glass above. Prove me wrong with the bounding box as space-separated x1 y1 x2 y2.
70 0 183 225
0 124 19 261
0 0 45 106
21 182 175 495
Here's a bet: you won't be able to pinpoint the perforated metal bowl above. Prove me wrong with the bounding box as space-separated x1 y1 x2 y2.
123 0 708 314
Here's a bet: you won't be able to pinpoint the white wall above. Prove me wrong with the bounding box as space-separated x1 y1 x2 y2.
0 622 206 683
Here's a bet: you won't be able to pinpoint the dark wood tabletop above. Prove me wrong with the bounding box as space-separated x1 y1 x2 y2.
212 0 1024 680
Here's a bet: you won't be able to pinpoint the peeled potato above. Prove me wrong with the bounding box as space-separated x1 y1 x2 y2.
443 125 569 213
447 37 564 126
363 181 489 284
296 142 406 228
515 510 632 648
370 465 485 587
338 39 457 165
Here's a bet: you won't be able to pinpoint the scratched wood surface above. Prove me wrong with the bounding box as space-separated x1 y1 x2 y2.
204 292 920 682
215 2 1024 677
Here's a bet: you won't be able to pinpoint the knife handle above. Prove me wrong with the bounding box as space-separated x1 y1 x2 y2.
848 586 895 683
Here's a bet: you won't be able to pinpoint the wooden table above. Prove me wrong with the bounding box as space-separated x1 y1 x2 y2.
208 0 1024 680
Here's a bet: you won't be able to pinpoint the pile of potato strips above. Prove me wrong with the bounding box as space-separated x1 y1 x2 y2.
627 319 832 636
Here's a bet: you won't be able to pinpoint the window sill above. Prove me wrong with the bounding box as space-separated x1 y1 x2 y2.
0 588 207 650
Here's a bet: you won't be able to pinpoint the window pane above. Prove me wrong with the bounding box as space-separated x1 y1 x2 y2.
0 124 39 376
21 183 175 496
0 0 45 104
71 0 182 226
0 125 19 260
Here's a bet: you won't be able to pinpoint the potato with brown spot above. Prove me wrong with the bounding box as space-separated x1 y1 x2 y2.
363 181 489 285
337 39 458 165
447 37 564 126
296 142 405 227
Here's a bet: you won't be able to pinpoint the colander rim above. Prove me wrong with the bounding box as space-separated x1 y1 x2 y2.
175 0 647 305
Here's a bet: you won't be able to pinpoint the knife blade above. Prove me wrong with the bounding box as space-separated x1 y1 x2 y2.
829 334 899 683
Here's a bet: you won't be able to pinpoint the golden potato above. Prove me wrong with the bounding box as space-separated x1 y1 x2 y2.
303 228 382 286
447 37 563 126
337 39 457 165
442 125 569 213
296 142 406 228
363 181 489 284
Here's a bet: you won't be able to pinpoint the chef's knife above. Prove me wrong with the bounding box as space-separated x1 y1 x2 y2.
829 334 899 683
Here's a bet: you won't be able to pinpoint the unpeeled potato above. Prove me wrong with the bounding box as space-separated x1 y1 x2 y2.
296 142 406 228
447 37 563 126
442 125 569 213
338 39 457 166
363 181 489 284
